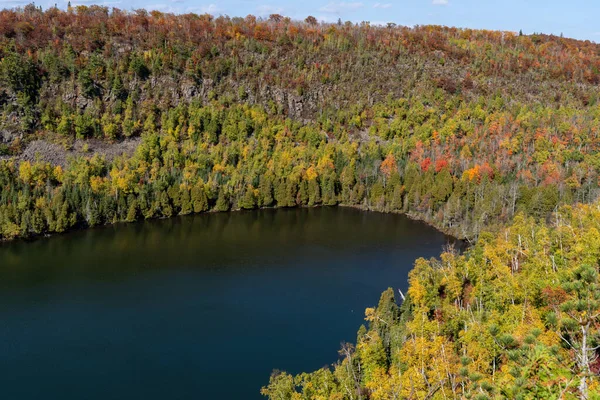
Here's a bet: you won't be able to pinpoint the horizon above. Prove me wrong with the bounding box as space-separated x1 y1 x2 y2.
0 0 598 43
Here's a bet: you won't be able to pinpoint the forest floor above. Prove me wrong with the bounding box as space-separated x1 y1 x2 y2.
0 137 141 167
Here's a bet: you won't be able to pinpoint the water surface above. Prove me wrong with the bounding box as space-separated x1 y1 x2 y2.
0 207 456 399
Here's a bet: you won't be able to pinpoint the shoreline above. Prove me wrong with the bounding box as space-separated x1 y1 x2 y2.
0 202 466 248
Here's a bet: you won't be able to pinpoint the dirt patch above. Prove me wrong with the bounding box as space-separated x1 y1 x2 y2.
0 138 141 167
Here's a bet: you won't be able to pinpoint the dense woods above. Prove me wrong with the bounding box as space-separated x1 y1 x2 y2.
262 203 600 399
2 4 600 397
2 5 600 241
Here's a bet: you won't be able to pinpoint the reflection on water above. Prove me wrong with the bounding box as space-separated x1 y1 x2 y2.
0 207 458 399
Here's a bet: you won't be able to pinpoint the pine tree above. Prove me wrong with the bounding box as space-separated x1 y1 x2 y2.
191 183 208 213
180 188 192 215
215 188 230 212
258 175 274 207
238 186 256 210
126 199 138 222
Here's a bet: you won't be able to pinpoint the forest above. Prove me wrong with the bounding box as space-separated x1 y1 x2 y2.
1 4 600 398
1 4 600 242
262 203 600 399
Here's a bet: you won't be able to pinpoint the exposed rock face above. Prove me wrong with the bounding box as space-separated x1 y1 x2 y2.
1 138 141 167
0 93 22 146
0 128 20 145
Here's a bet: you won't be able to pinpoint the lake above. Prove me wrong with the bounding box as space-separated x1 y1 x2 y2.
0 207 457 399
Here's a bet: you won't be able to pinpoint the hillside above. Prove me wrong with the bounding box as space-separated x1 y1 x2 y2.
1 6 600 241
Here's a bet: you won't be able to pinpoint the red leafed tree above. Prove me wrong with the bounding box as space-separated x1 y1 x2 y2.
435 158 449 173
420 157 432 172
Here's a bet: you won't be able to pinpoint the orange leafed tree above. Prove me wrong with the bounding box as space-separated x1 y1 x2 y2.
380 153 396 178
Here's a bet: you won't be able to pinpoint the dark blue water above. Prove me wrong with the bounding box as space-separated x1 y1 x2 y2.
0 207 456 399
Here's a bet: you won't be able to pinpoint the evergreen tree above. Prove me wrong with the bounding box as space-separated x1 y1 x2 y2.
215 189 230 212
191 183 208 213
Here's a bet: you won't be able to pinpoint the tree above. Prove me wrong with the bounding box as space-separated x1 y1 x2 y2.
238 186 256 210
261 371 296 399
57 114 73 137
304 16 317 25
553 264 600 398
191 183 209 213
0 52 41 104
432 169 453 205
180 187 192 215
258 174 274 207
78 69 98 98
129 55 150 80
215 188 230 212
379 153 396 187
126 198 138 222
111 75 126 100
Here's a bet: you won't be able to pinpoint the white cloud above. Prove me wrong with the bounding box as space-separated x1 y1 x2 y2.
432 0 448 4
196 3 220 14
184 4 218 14
373 2 392 9
256 4 284 17
319 2 364 13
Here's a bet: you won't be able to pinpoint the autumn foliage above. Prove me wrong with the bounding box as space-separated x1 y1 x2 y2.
1 5 600 242
263 204 600 399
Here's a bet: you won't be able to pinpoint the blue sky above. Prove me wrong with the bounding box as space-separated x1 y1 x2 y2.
2 0 599 42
